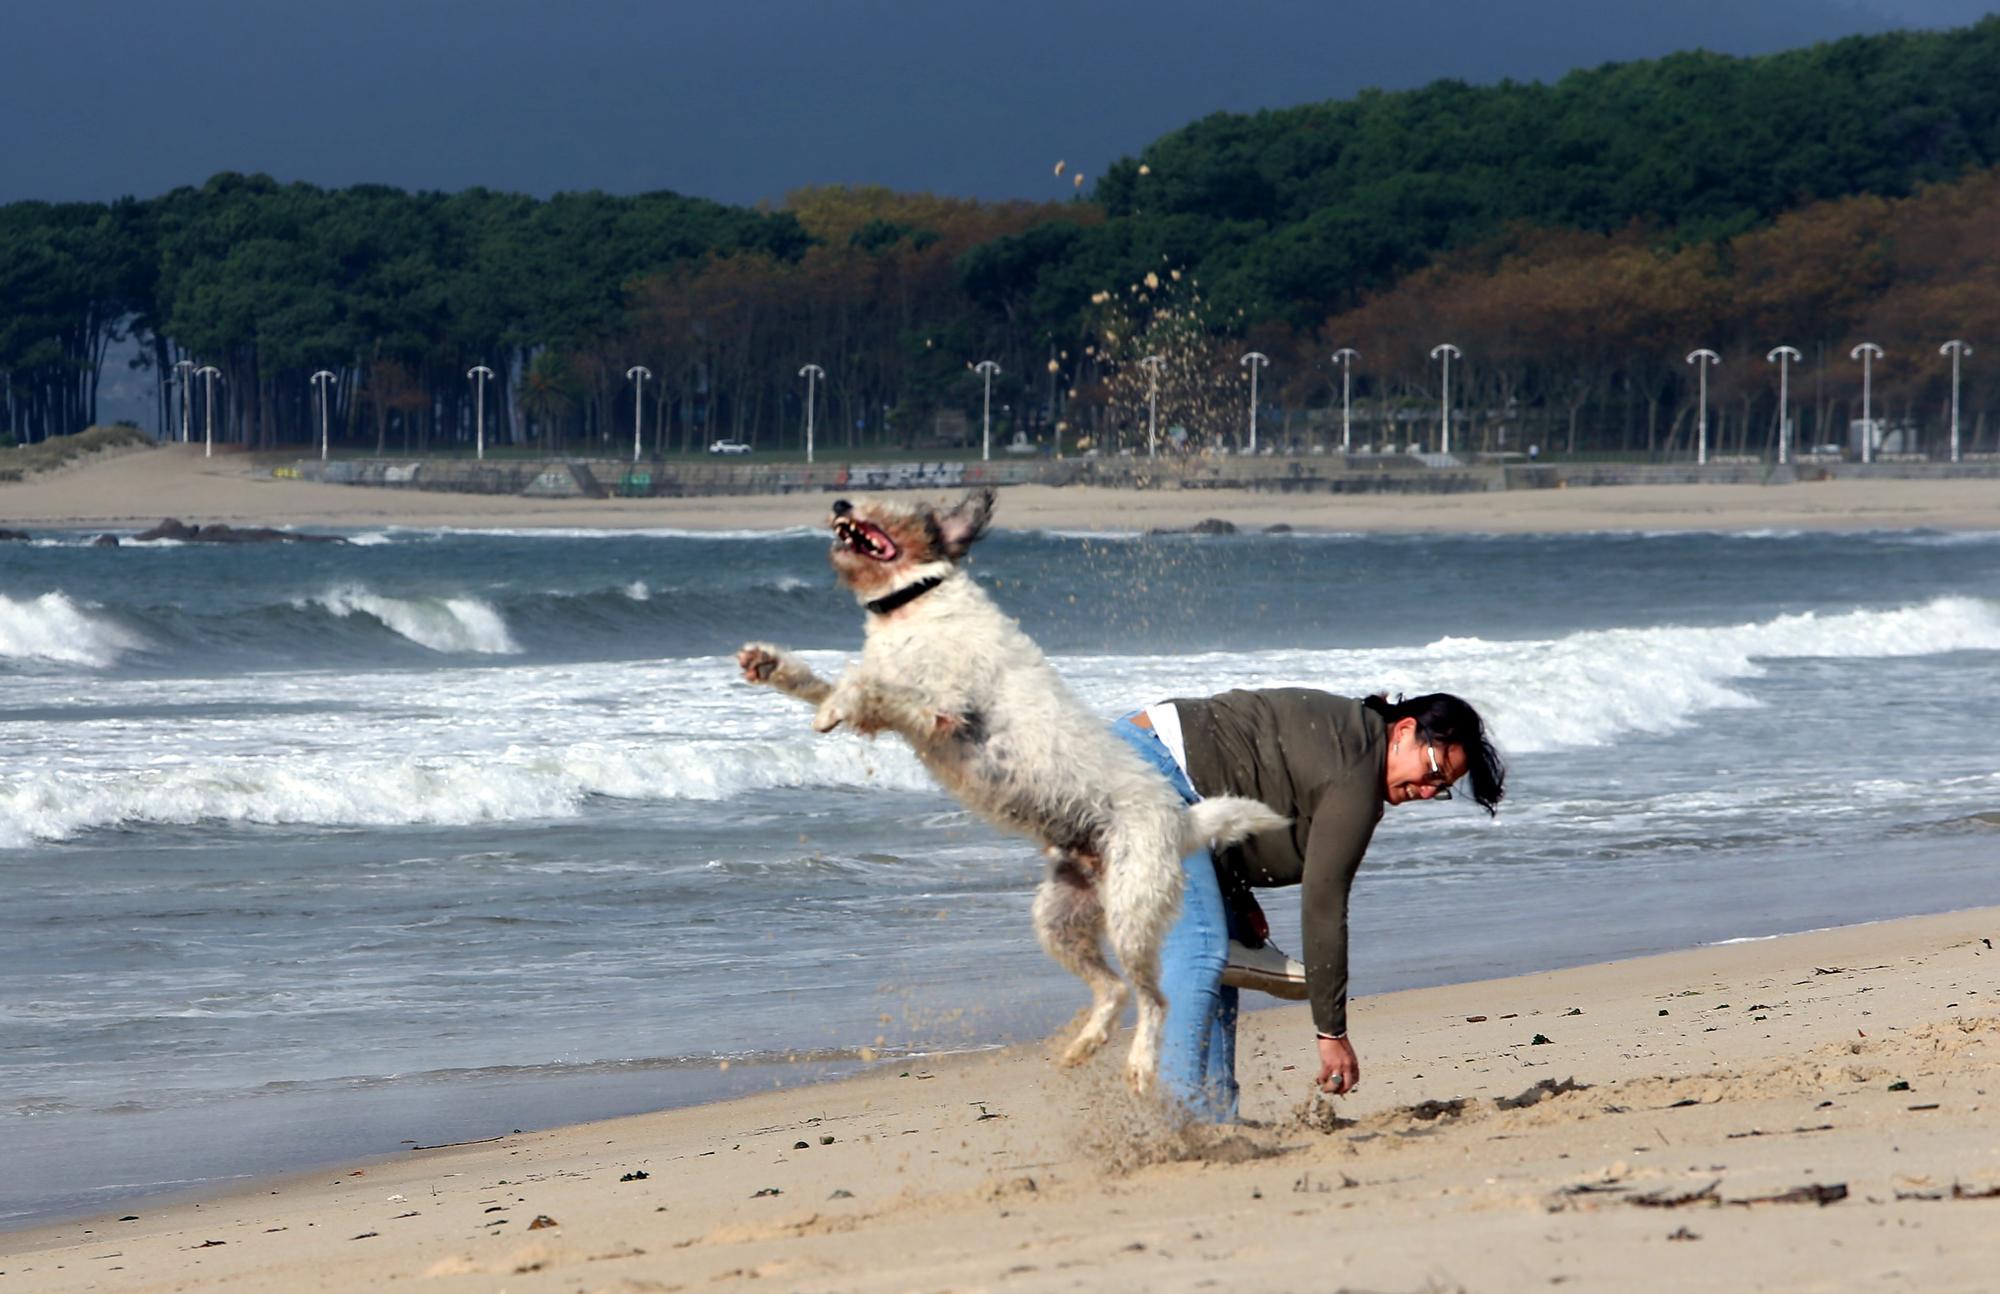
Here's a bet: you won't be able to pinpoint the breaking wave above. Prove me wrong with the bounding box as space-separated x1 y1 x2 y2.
305 588 521 655
0 593 146 668
0 737 930 847
1059 595 2000 754
5 595 1993 843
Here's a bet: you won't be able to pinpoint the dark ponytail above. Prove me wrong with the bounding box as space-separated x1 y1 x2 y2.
1364 692 1506 816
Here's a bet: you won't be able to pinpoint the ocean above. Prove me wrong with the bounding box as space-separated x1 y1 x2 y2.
4 522 1998 1227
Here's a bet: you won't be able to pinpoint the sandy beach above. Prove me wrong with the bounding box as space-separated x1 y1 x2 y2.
3 907 1994 1292
3 445 1999 534
8 446 1998 1292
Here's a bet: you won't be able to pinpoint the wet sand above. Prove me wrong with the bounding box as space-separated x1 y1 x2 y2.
5 907 1996 1293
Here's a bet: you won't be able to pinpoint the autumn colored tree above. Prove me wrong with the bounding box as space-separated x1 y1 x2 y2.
2 19 1996 452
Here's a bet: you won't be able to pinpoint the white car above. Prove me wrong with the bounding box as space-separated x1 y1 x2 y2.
707 439 753 455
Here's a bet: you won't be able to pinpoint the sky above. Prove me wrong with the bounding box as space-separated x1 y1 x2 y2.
3 0 1995 211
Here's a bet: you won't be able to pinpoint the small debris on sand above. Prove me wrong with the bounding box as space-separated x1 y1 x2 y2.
1730 1182 1848 1207
1497 1077 1590 1110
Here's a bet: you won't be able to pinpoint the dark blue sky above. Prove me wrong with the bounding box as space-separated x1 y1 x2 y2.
3 0 1992 209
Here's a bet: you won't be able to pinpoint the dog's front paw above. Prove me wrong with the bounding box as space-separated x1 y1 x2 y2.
736 642 785 685
811 698 847 733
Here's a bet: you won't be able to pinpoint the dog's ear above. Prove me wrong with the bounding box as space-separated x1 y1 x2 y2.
936 487 996 558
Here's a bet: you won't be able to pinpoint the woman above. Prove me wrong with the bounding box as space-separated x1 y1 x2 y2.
1113 688 1505 1122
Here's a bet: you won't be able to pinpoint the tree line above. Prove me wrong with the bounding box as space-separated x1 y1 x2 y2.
1228 165 1999 459
0 17 1993 456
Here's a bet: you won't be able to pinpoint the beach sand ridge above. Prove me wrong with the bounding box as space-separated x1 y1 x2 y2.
4 444 1999 534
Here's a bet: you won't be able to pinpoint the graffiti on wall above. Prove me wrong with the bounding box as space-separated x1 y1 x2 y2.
834 462 967 490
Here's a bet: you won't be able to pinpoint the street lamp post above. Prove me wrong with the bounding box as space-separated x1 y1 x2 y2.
1331 348 1358 453
175 359 195 443
1239 352 1268 453
1046 348 1061 460
195 365 222 458
1766 346 1802 464
466 365 494 460
1139 354 1164 458
1850 343 1883 464
974 360 1000 461
798 363 825 464
1429 343 1462 455
626 365 652 463
1940 340 1972 463
311 370 336 462
1685 349 1719 466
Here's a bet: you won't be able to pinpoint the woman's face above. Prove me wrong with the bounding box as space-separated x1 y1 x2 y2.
1383 717 1466 806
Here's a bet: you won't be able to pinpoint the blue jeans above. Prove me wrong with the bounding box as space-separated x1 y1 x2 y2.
1111 715 1240 1123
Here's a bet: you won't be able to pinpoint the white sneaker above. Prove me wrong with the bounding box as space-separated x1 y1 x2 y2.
1221 939 1308 999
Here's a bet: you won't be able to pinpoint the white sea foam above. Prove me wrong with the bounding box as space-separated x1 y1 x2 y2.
4 597 1993 845
1875 530 2000 547
413 525 821 541
1456 596 2000 752
1058 595 2000 755
622 580 652 601
307 587 521 654
0 592 145 668
0 735 930 847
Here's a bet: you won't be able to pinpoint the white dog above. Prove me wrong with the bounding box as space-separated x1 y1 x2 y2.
736 488 1285 1092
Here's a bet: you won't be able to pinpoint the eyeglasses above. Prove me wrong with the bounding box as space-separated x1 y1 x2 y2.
1424 742 1456 801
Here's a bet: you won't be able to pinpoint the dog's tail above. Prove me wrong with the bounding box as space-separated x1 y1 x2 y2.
1180 796 1289 855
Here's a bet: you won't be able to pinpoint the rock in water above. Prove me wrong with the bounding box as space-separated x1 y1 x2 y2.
132 517 345 544
133 518 198 542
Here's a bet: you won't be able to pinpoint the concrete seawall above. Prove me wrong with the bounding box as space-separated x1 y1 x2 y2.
281 454 2000 499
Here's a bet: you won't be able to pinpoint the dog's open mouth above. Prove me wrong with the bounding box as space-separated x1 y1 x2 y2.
833 516 899 562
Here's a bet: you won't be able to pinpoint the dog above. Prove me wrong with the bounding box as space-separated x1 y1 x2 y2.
736 488 1286 1093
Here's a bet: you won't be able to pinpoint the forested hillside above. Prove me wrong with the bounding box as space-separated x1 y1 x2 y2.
1 18 1993 456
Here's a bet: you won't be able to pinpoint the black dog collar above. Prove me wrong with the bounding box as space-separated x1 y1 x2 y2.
866 575 945 616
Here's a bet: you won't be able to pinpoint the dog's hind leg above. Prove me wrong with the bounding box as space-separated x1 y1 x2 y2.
1032 865 1125 1067
1099 826 1185 1095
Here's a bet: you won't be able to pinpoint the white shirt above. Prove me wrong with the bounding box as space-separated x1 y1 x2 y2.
1143 701 1193 785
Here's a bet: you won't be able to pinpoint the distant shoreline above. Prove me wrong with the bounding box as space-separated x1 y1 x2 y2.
4 446 1999 536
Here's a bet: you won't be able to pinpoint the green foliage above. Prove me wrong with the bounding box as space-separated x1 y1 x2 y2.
849 219 940 253
0 18 1994 454
0 423 151 479
1080 18 2000 323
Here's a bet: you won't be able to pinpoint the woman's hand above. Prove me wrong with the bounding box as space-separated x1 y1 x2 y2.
1316 1034 1360 1095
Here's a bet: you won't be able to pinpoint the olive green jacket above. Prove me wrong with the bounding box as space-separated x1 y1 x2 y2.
1170 688 1385 1037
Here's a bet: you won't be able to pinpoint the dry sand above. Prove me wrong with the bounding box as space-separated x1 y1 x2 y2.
4 445 1998 534
5 907 1997 1293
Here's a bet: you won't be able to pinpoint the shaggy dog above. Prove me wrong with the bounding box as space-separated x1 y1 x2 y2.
737 489 1285 1092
